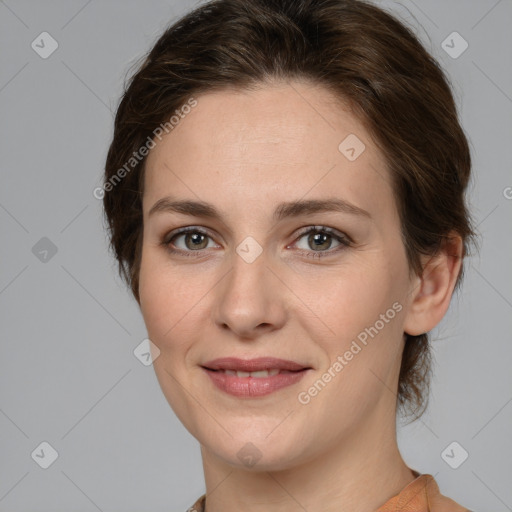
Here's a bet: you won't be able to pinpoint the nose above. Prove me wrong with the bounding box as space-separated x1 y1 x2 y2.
213 249 287 340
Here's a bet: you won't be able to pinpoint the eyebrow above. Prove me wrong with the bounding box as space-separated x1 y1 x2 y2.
148 197 372 222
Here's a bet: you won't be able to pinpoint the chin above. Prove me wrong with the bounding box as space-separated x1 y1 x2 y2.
202 429 310 472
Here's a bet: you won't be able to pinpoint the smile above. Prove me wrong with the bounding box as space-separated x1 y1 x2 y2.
201 366 310 398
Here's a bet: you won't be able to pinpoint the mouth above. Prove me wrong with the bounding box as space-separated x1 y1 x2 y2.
201 357 312 398
201 356 311 373
205 368 300 378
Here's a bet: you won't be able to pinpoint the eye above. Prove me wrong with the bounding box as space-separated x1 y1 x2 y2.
291 226 351 258
161 225 352 259
162 227 218 256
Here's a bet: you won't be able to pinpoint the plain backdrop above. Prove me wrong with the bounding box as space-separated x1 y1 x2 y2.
1 0 511 511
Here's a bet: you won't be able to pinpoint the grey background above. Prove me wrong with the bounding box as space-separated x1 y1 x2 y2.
1 0 511 510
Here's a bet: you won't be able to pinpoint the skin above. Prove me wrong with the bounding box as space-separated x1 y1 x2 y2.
138 80 463 512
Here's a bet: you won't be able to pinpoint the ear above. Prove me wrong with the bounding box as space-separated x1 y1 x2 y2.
403 233 463 336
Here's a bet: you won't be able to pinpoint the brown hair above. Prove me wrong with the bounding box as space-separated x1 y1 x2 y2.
103 0 476 420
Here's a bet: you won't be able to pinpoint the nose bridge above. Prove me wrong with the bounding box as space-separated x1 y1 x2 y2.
213 240 286 337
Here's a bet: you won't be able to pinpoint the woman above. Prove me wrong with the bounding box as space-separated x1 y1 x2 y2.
102 0 476 510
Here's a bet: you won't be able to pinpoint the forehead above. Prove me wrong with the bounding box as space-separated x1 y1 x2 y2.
142 81 393 219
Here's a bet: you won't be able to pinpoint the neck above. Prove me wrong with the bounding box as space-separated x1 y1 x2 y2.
199 400 415 512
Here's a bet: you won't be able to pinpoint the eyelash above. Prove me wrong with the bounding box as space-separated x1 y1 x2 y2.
161 226 352 260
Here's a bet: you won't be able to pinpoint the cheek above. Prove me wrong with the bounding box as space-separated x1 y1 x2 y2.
139 249 185 346
138 248 214 356
293 260 397 335
288 255 407 385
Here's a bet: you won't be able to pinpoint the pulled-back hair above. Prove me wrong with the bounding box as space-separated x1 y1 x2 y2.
103 0 476 420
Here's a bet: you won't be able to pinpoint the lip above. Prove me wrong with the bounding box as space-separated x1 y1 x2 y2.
202 357 309 372
202 367 310 397
201 357 311 398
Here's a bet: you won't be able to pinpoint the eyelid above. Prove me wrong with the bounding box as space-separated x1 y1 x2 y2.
162 226 221 256
162 226 217 245
289 225 353 246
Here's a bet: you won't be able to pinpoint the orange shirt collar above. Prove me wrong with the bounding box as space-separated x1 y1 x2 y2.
189 472 470 512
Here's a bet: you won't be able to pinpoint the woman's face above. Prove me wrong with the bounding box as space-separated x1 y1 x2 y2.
139 81 417 470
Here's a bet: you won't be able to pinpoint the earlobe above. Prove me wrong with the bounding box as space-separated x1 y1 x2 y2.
403 234 463 336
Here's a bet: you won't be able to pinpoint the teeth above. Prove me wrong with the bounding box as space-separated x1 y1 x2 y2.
223 369 281 378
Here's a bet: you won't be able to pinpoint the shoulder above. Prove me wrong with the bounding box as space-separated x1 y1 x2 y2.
186 494 205 512
417 474 472 512
376 473 472 512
